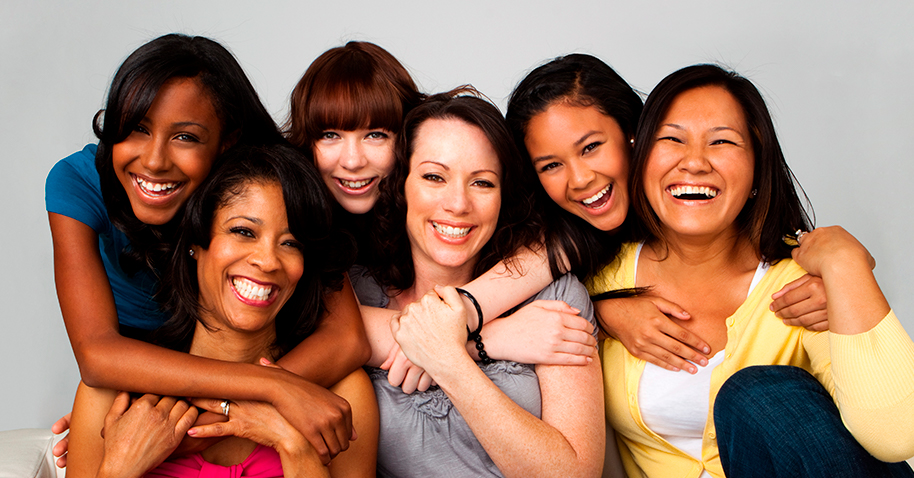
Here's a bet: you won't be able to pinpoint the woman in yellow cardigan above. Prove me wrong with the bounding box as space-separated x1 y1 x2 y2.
588 64 914 477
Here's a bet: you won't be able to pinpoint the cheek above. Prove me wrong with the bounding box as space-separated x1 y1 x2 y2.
538 174 568 206
313 145 339 174
369 145 396 177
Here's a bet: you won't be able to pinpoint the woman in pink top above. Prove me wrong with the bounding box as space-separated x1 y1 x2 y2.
67 144 378 478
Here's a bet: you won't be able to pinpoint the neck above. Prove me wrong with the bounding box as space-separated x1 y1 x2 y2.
188 314 277 365
392 255 476 309
646 226 758 271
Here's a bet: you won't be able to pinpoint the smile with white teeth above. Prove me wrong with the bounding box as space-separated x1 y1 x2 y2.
339 178 374 189
135 176 180 196
232 277 273 302
432 221 471 238
581 184 611 207
670 185 719 200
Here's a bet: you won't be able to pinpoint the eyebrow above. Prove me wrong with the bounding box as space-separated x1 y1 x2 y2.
661 123 743 135
172 121 210 131
228 215 263 225
417 160 499 176
531 131 599 163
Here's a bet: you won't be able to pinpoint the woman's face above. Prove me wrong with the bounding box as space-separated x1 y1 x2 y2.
192 181 304 335
404 118 502 273
524 102 630 232
314 128 395 214
643 85 755 240
112 77 226 225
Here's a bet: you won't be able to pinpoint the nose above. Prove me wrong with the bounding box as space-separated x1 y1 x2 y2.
248 240 280 272
442 184 471 216
566 158 596 190
339 138 368 171
139 138 171 173
678 144 712 174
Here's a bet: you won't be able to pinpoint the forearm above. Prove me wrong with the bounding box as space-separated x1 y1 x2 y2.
460 245 553 324
278 278 370 387
361 305 399 367
821 257 889 335
432 353 603 477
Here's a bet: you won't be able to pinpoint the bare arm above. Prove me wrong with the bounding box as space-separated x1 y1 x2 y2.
50 212 352 460
392 287 604 477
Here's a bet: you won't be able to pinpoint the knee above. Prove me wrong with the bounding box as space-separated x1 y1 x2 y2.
715 366 819 423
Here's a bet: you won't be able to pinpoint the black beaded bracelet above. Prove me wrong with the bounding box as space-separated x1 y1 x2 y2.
474 334 495 365
455 287 484 340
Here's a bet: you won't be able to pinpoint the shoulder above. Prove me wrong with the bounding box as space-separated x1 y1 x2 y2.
46 144 108 230
585 242 638 295
47 144 99 186
349 265 389 308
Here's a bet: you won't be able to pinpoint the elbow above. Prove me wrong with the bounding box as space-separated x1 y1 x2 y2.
70 339 112 388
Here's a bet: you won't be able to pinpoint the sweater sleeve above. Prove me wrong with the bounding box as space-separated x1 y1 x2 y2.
828 310 914 462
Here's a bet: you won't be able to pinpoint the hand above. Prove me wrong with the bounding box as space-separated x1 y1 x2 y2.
188 398 312 457
594 295 709 374
264 363 355 465
97 393 198 478
791 226 875 278
381 344 435 394
390 286 469 375
51 413 71 468
770 274 828 331
483 300 596 365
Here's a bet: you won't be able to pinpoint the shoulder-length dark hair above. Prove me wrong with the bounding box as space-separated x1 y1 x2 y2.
285 41 424 153
94 33 283 276
506 54 643 280
630 64 813 263
370 86 540 292
158 143 355 356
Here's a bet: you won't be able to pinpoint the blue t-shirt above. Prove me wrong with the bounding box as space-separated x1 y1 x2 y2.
45 144 167 330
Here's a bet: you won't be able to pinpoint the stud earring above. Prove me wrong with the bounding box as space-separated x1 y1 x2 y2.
189 249 195 257
750 189 758 198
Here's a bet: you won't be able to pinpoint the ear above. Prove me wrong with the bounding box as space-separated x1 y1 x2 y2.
190 245 202 259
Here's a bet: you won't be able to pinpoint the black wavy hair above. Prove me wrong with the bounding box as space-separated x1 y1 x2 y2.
157 143 355 356
94 33 283 277
506 53 643 280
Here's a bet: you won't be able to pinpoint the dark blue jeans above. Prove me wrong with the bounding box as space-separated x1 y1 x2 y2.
713 366 913 478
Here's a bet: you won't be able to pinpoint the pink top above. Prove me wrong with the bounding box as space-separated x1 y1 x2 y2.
145 445 283 478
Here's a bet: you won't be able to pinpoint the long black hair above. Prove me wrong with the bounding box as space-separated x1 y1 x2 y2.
630 64 813 262
94 33 283 277
506 53 643 280
158 144 355 356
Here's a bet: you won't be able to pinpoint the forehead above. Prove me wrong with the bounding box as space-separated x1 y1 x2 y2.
661 86 747 132
410 118 501 174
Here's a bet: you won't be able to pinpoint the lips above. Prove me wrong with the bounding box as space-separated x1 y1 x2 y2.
432 221 471 238
133 174 183 198
231 276 276 305
336 177 376 194
669 185 719 200
580 184 612 209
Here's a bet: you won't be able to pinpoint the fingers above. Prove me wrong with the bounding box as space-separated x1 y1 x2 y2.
52 435 68 468
647 296 691 320
658 320 710 357
400 365 425 394
530 299 581 315
51 412 71 435
103 391 133 436
385 350 412 387
781 310 828 330
416 372 434 392
770 274 826 321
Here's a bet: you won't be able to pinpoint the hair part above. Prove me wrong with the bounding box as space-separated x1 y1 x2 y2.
369 86 540 292
93 33 283 277
505 54 644 280
630 64 813 262
285 41 424 154
158 143 355 356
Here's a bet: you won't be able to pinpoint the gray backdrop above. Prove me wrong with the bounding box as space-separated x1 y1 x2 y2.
1 1 912 430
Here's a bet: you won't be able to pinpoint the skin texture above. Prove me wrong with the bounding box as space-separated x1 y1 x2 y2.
67 182 377 477
369 117 604 477
314 128 395 214
51 80 368 467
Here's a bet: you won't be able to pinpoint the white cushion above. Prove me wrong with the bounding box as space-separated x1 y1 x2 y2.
0 429 56 478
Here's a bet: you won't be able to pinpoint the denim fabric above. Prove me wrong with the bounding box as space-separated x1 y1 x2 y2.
714 366 913 478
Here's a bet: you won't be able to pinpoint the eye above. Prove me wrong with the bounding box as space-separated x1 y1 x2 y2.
710 138 737 146
132 124 150 135
366 131 389 140
538 161 561 173
582 141 602 154
229 226 255 238
282 239 304 251
422 173 444 183
320 131 340 140
657 136 683 144
175 133 200 143
472 179 496 188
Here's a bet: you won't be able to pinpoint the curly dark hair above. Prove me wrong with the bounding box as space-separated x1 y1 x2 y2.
157 143 355 356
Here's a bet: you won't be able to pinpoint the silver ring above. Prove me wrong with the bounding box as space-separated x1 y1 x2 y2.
795 229 809 244
220 400 230 417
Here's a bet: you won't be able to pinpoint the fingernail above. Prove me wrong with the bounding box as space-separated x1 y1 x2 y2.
571 307 581 314
260 357 271 365
187 428 198 436
682 312 691 318
699 358 708 366
689 366 697 374
703 346 711 354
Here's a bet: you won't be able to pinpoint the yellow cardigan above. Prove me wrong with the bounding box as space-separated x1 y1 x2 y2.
588 243 914 478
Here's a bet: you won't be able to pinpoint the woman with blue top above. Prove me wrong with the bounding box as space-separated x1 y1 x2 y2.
46 34 368 466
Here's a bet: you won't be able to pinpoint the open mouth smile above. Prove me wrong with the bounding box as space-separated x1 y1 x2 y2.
133 174 182 197
432 221 471 238
232 276 275 303
670 185 719 200
337 177 376 191
580 184 612 210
